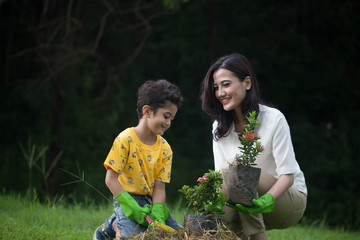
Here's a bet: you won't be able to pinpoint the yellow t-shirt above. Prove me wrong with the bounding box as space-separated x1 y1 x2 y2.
104 127 172 196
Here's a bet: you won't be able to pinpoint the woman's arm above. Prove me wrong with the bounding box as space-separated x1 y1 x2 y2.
267 173 294 200
152 180 166 204
105 168 124 197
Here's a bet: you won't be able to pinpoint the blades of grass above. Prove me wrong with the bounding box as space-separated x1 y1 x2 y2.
44 150 62 180
60 164 112 204
59 179 83 186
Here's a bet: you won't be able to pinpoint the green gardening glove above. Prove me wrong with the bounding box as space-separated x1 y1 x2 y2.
225 193 275 214
148 202 170 224
214 191 226 215
115 191 151 226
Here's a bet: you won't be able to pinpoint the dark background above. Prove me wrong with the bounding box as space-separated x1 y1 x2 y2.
1 0 359 229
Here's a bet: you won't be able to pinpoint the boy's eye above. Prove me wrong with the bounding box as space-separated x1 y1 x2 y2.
164 114 175 121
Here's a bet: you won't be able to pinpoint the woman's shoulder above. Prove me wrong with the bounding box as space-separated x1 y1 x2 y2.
258 104 287 127
259 104 285 118
211 120 234 133
212 120 218 128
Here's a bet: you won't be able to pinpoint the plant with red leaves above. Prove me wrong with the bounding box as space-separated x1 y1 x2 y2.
235 111 264 167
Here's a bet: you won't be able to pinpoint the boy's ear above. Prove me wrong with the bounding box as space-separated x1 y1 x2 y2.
142 105 152 118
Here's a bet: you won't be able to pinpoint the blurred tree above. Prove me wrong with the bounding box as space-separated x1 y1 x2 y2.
1 0 181 196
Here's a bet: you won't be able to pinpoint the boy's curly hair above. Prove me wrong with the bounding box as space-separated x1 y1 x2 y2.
136 79 183 118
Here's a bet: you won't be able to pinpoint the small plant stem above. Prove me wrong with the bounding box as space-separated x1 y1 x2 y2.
60 163 112 204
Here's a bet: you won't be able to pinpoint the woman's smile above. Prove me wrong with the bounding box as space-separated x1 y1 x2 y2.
220 97 231 105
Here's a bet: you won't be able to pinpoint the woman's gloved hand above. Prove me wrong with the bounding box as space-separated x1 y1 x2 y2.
225 193 275 214
214 191 226 215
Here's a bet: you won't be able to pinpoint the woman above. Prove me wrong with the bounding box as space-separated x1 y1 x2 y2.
201 53 307 240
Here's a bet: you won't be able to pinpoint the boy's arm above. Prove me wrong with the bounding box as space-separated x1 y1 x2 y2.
152 180 166 204
105 168 151 226
149 180 169 224
105 168 124 196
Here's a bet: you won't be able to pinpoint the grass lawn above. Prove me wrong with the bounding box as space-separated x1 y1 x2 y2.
0 194 358 240
266 226 360 240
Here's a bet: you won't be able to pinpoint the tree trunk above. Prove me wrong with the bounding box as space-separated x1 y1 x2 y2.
46 77 63 197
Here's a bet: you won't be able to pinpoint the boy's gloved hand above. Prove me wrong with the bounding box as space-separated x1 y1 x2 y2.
115 191 151 226
225 193 275 214
149 202 170 224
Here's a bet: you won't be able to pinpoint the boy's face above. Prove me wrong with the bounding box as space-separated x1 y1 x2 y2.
148 102 178 136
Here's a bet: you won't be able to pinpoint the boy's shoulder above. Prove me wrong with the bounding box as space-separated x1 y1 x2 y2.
159 135 170 147
115 128 171 149
115 127 136 143
118 127 134 137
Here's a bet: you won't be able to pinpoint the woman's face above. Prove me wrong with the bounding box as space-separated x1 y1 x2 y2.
213 68 251 112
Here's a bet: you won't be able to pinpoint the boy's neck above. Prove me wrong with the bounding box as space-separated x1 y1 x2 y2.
133 124 157 146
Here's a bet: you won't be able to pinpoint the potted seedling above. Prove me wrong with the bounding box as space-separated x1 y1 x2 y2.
226 111 264 207
179 169 225 234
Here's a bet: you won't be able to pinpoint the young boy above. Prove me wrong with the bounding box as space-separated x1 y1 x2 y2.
93 80 183 240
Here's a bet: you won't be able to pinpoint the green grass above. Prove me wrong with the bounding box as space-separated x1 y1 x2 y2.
267 226 360 240
0 193 112 240
0 194 359 240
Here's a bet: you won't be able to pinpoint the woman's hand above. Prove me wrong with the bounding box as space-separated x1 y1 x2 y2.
225 193 275 214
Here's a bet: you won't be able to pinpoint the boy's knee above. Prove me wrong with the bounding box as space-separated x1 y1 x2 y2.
112 220 122 239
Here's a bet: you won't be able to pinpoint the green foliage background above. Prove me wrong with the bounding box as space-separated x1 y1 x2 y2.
1 0 359 229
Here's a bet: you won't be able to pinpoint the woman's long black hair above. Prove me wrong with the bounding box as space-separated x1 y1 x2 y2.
201 53 263 140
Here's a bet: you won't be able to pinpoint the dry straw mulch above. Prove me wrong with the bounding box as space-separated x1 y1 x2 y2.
129 223 241 240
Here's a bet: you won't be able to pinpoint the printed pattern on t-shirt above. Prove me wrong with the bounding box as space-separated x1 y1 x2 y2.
104 128 172 195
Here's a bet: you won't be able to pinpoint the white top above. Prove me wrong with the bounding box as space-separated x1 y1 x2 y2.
213 104 307 195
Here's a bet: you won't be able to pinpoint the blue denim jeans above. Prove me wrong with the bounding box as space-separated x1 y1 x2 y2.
113 193 182 237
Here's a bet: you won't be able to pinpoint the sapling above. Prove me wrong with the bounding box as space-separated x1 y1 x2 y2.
226 111 264 207
234 111 264 166
179 169 225 216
